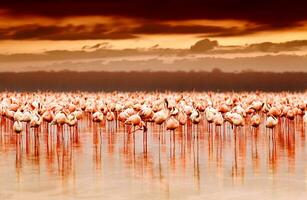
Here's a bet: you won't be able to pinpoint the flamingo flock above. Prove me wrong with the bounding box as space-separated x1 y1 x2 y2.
0 91 305 139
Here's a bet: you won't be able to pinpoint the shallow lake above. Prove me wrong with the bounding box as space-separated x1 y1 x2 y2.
0 117 306 200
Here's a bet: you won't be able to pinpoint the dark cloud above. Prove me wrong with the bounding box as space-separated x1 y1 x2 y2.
1 1 306 30
189 39 307 54
0 23 268 40
0 23 265 40
149 44 160 49
204 24 276 37
82 42 112 50
190 39 219 52
130 23 237 34
1 39 307 63
1 1 306 40
131 23 286 38
0 24 136 40
244 40 307 53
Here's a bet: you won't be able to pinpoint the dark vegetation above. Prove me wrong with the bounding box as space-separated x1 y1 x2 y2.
0 71 306 92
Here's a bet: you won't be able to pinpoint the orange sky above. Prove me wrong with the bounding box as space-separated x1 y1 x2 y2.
0 16 307 54
1 1 307 72
0 12 307 54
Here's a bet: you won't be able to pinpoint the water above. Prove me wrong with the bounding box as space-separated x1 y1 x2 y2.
0 117 306 200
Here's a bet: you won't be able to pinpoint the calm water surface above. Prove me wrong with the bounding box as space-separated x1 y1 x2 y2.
0 118 306 200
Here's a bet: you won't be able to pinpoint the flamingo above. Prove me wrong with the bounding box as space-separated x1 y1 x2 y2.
166 116 179 131
153 108 168 125
268 106 281 118
13 109 24 122
118 108 135 123
205 106 216 123
139 105 154 123
106 110 116 131
30 113 42 128
265 115 278 129
42 109 54 123
205 106 217 131
66 113 78 127
106 111 115 121
54 111 67 125
0 91 306 147
190 109 201 125
21 110 32 123
251 113 261 128
250 100 264 112
13 120 23 134
125 114 147 133
178 111 187 126
213 112 224 127
92 111 104 122
229 112 244 134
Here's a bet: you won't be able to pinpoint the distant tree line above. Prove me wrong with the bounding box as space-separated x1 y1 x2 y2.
0 71 306 92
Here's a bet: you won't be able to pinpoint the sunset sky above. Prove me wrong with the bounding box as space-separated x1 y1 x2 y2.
1 0 307 72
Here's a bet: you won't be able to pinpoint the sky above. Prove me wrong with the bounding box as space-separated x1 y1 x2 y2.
1 0 307 72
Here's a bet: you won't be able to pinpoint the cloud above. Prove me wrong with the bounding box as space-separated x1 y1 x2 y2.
243 40 307 53
1 1 307 30
129 23 271 37
189 39 307 54
1 1 306 41
1 55 307 73
149 44 160 49
1 39 307 63
190 39 219 52
123 23 293 38
0 24 137 40
82 42 112 50
0 22 279 41
129 23 237 34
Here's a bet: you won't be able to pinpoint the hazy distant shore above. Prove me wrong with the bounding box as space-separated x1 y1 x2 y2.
1 71 306 92
1 54 307 73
